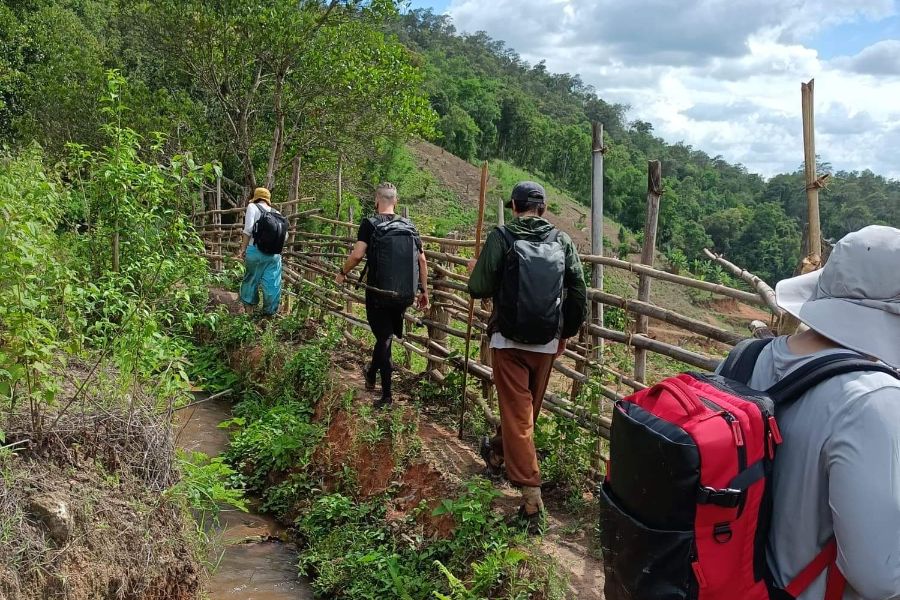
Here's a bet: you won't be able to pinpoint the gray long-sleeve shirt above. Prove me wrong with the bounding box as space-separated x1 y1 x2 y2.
722 337 900 599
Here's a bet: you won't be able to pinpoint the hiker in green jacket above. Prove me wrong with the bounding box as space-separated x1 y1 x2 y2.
468 181 587 532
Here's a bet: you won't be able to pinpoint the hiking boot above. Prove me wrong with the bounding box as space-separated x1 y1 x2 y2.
373 395 393 410
507 505 546 536
479 436 503 480
363 363 376 391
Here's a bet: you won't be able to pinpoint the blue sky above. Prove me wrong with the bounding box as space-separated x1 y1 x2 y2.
811 13 900 58
400 0 900 178
405 0 450 12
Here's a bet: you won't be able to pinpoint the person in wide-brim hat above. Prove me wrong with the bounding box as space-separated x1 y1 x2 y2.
717 224 900 599
775 224 900 368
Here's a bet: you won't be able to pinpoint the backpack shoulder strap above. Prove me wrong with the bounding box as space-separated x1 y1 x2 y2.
766 353 899 406
544 227 560 243
719 338 774 384
497 225 516 250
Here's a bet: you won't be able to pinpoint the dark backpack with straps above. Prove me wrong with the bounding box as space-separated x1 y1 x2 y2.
364 216 420 309
252 205 288 255
599 337 899 600
495 226 566 344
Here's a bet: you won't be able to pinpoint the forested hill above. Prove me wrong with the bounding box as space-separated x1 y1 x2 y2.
392 9 900 283
1 2 897 285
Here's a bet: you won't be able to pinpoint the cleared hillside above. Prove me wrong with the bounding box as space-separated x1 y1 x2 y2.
402 140 769 342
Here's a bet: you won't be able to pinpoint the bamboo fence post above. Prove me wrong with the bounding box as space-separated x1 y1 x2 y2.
801 79 821 271
776 78 824 335
288 156 301 248
635 160 662 383
590 122 605 360
400 206 414 368
459 161 488 439
477 196 497 406
214 175 223 272
427 241 451 375
345 205 354 335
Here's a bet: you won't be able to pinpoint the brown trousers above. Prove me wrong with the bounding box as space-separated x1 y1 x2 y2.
489 347 555 488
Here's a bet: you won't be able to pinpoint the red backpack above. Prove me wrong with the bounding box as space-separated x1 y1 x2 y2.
599 338 899 600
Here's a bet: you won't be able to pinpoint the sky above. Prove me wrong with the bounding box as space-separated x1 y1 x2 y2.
403 0 900 179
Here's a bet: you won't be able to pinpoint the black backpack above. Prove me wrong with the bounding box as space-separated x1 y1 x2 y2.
495 226 566 344
252 204 288 255
366 216 420 308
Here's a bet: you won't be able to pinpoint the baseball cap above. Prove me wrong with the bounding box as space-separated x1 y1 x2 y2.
505 181 547 210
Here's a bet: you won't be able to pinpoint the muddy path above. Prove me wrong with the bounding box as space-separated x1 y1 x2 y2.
337 350 606 600
175 397 313 600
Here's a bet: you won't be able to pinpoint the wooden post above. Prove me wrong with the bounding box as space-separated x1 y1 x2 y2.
402 206 409 219
214 176 223 271
588 122 606 470
427 242 451 375
345 205 354 335
288 156 301 249
458 162 489 439
801 79 821 270
634 160 662 383
497 197 505 226
590 122 605 359
778 79 821 335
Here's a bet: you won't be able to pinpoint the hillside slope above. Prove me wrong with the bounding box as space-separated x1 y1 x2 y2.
404 140 769 339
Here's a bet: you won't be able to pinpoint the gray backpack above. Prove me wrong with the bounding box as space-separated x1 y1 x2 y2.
495 226 566 344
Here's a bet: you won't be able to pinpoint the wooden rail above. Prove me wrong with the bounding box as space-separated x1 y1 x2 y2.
194 203 776 462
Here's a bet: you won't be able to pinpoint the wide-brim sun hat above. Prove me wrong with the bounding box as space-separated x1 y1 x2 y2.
250 187 271 203
775 224 900 368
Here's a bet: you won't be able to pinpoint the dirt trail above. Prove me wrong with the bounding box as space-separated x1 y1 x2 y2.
335 355 606 600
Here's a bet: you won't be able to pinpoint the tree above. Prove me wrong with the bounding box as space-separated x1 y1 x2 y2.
143 0 436 190
438 105 479 160
731 203 801 283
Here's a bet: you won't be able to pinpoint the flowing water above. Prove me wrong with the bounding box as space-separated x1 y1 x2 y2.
175 396 314 600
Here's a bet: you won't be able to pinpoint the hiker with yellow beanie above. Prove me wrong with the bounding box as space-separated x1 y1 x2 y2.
237 187 288 315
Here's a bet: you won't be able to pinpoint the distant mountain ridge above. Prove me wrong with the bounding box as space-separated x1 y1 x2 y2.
391 9 900 283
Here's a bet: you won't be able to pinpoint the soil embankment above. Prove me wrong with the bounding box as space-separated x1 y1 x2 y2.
0 397 202 600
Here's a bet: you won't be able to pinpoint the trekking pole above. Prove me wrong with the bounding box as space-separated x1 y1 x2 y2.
458 161 489 439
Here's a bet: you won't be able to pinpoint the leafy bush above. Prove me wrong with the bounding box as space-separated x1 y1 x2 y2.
169 450 246 519
294 480 566 600
0 148 72 426
225 403 324 493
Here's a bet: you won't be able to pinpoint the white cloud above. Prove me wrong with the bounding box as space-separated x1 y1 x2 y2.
833 40 900 75
446 0 900 178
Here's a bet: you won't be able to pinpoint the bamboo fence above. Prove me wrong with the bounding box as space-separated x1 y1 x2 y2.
193 200 778 460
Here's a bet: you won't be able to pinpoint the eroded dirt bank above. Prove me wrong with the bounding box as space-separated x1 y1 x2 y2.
0 404 203 600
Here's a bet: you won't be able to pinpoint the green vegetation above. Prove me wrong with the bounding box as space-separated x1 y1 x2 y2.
0 74 251 593
1 73 210 440
376 143 476 236
394 10 898 283
1 1 437 220
190 308 567 599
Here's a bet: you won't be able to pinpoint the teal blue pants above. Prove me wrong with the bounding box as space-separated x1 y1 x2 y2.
240 245 282 315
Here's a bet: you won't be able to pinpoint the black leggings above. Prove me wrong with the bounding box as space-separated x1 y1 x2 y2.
366 302 404 399
369 334 393 398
